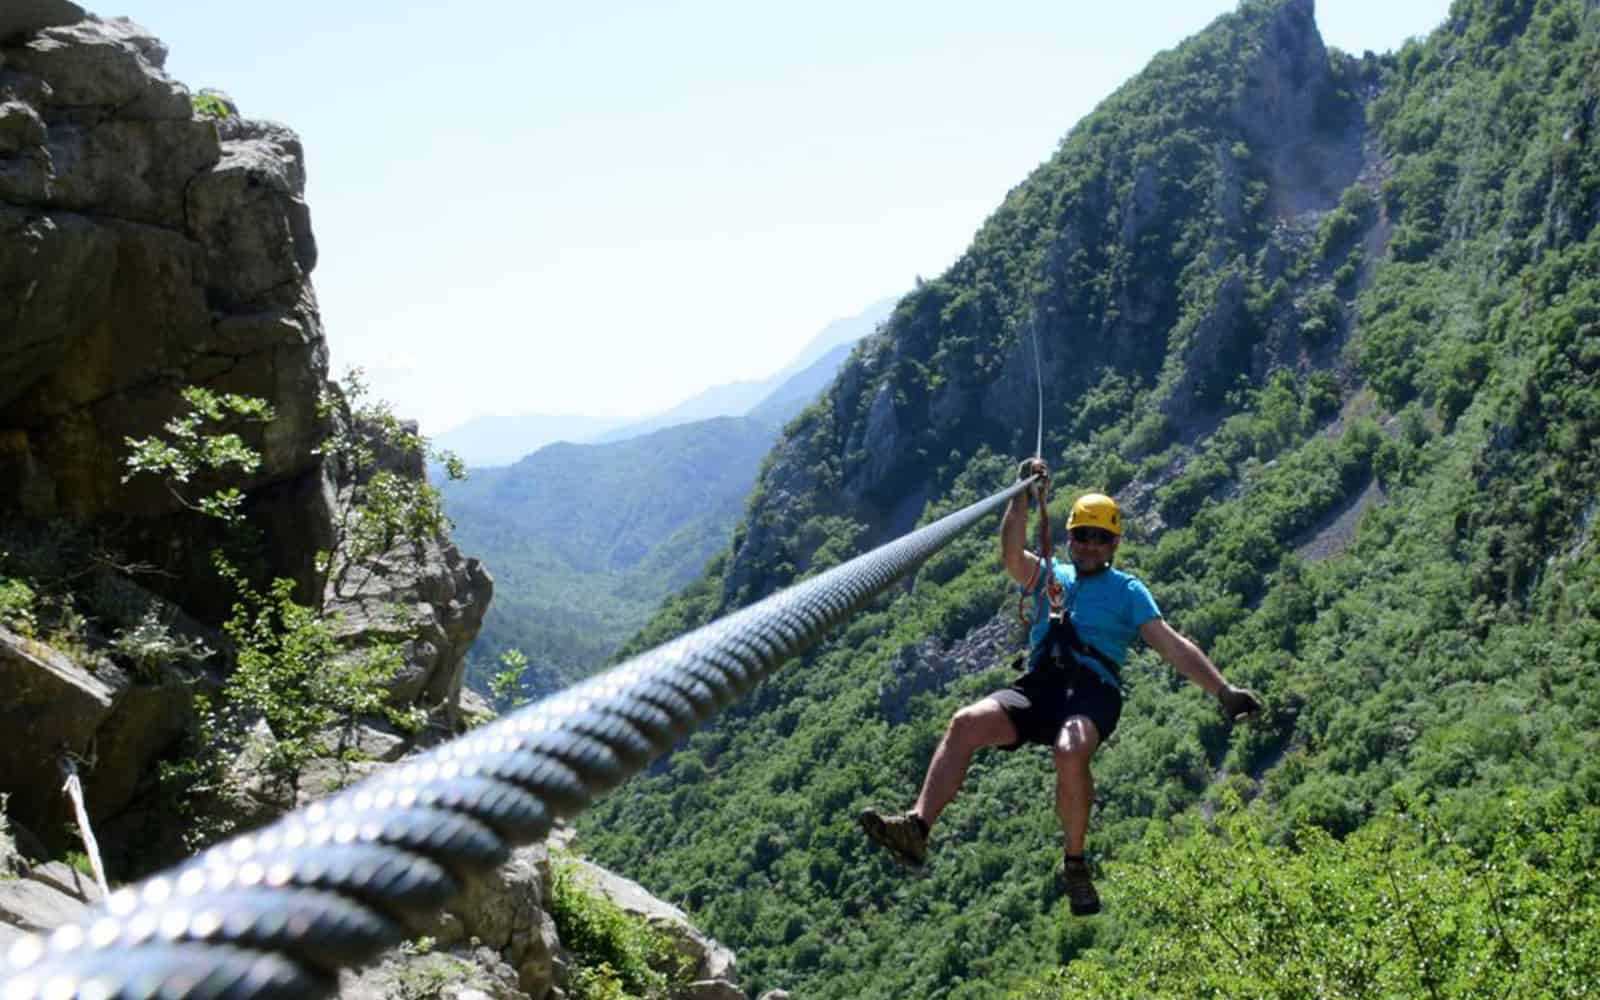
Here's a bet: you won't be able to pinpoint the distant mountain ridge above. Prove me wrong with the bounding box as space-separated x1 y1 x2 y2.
431 413 630 468
436 297 897 466
592 296 897 443
747 341 857 427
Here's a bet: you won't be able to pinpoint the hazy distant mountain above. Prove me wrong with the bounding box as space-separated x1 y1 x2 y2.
432 413 630 469
746 341 857 427
444 298 899 699
770 297 895 382
434 298 896 467
589 380 773 444
591 296 897 443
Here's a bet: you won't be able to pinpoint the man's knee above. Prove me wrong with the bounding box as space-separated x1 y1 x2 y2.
1052 718 1099 769
948 701 1012 748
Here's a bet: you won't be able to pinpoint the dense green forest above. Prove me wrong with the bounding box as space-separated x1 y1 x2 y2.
442 416 776 702
572 1 1600 996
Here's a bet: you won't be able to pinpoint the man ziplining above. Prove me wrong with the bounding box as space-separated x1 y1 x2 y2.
860 458 1263 916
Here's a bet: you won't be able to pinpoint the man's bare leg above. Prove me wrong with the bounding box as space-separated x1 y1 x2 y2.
1052 715 1101 854
861 697 1019 867
1053 715 1104 915
913 698 1019 827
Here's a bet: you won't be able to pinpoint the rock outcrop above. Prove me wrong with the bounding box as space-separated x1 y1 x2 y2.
0 857 103 955
0 836 762 1000
0 10 490 850
1 13 335 626
0 10 743 1000
567 859 744 998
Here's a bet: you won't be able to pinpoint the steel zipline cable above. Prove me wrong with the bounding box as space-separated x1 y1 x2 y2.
1 476 1037 1000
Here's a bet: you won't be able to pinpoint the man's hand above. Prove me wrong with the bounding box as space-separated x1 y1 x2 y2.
1217 684 1263 722
1017 458 1049 484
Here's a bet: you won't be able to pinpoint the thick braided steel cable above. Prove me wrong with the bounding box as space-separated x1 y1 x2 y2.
2 478 1036 1000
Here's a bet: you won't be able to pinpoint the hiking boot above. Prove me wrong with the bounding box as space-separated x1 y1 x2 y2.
859 809 929 868
1063 855 1101 916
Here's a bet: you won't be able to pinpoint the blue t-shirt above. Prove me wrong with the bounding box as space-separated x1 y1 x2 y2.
1027 560 1162 685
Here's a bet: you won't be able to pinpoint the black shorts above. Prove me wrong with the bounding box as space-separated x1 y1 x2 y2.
990 668 1122 750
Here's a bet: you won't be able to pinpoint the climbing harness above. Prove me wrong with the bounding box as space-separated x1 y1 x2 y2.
1030 610 1126 693
1016 489 1126 693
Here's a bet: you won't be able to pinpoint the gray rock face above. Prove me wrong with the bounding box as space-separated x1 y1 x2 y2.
0 621 202 854
1230 0 1364 219
0 856 106 954
419 845 561 998
877 617 1017 725
1159 272 1249 441
0 9 487 858
0 1 87 45
0 873 88 932
0 626 186 853
0 628 116 807
24 860 105 904
0 15 326 556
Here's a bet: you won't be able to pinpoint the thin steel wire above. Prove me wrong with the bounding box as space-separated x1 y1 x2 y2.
1029 315 1045 461
1 478 1032 1000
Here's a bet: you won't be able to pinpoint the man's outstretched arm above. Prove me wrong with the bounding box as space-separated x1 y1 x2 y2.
1139 617 1262 720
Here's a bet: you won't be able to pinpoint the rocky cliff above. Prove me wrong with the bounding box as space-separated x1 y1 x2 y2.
0 0 491 852
0 7 769 998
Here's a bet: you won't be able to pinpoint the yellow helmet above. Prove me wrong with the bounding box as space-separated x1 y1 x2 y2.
1067 493 1122 536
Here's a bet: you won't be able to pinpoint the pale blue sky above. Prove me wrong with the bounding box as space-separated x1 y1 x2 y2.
116 1 1451 434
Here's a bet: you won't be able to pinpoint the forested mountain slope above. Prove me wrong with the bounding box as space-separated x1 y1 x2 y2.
576 1 1600 996
443 416 777 701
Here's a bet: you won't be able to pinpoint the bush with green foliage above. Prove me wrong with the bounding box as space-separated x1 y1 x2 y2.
318 369 463 591
108 606 212 682
1015 797 1600 998
125 375 453 830
378 938 501 1000
123 386 273 527
548 856 694 1000
190 93 232 120
488 647 530 711
0 575 37 635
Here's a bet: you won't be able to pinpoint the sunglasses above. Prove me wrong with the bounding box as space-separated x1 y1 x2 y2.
1069 527 1116 545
